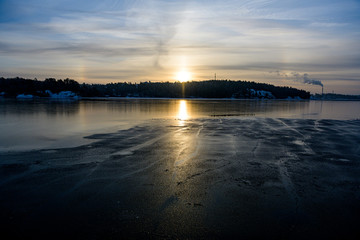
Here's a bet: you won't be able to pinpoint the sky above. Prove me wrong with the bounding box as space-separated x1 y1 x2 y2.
0 0 360 94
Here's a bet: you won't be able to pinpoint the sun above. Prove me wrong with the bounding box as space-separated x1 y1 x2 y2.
176 70 191 82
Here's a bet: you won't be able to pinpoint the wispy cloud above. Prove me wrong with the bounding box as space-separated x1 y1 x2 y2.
0 0 360 93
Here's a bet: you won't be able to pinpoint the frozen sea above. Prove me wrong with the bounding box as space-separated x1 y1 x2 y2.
0 98 360 239
0 98 359 151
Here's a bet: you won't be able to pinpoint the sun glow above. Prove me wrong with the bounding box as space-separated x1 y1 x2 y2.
176 70 191 82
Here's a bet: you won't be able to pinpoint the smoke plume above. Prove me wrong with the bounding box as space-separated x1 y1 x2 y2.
270 70 324 87
291 72 323 87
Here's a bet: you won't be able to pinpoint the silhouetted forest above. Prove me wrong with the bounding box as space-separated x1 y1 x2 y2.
0 77 311 99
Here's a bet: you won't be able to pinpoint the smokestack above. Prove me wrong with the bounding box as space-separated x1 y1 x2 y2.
215 73 216 80
322 86 324 96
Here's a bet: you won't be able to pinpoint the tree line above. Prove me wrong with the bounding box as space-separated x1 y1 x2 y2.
0 77 310 99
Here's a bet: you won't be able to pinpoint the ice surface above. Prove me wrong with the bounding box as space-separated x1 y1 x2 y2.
0 118 359 239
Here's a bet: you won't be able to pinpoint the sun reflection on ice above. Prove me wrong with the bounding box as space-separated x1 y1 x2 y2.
177 100 189 125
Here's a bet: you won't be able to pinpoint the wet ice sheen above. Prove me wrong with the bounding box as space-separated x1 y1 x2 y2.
0 99 360 239
1 117 360 238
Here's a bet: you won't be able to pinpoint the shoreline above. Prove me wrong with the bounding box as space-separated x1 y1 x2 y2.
4 95 360 101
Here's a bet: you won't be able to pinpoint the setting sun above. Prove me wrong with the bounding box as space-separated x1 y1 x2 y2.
176 70 191 82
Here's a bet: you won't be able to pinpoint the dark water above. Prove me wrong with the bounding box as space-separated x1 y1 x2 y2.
1 98 359 151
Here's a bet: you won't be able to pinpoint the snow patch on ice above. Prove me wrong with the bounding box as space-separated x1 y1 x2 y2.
16 94 34 99
115 150 134 156
293 140 305 146
330 158 351 162
286 96 302 100
45 90 79 99
249 89 275 99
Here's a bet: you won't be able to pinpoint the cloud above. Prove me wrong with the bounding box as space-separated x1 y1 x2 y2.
1 0 360 93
